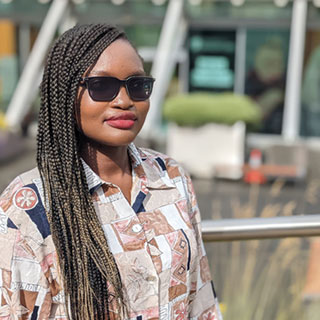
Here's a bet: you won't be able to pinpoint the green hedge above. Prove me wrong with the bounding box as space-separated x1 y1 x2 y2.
163 92 262 127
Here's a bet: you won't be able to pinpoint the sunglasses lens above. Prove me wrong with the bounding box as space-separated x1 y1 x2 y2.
127 77 154 101
88 77 119 101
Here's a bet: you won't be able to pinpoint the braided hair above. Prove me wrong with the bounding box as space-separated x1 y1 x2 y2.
37 24 127 319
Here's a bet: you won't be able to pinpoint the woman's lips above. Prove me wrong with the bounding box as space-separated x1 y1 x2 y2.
105 112 136 129
106 119 135 129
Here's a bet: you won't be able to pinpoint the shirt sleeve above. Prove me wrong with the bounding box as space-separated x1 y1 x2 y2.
0 179 52 320
183 171 223 320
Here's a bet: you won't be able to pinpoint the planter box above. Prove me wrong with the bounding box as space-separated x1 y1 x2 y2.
166 121 246 179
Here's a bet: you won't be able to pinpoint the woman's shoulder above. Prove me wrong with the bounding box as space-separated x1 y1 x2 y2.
0 167 42 219
136 146 180 167
3 167 40 186
0 166 51 249
135 145 190 180
137 147 183 168
1 167 40 199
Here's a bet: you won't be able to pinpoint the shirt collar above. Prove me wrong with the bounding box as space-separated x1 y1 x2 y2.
81 159 103 194
82 143 175 194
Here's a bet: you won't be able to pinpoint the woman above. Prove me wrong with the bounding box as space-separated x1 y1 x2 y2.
0 24 222 320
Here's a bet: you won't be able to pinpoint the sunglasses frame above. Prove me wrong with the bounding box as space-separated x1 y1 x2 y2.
79 75 155 102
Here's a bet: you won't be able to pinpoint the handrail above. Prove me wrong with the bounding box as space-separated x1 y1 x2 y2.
202 214 320 242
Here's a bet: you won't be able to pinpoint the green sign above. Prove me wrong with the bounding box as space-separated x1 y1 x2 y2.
191 55 234 89
188 30 236 92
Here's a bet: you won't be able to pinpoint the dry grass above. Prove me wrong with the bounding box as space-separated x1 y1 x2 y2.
206 178 320 320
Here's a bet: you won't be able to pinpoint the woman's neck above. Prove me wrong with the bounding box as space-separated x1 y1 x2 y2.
80 139 131 184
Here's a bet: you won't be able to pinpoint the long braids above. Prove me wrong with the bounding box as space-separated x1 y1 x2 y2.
37 24 126 319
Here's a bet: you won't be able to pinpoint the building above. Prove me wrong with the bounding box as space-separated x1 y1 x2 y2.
1 0 320 148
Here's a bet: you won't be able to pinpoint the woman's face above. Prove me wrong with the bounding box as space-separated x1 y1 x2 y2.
76 39 150 147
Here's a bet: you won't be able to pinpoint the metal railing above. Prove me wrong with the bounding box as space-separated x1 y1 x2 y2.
202 214 320 242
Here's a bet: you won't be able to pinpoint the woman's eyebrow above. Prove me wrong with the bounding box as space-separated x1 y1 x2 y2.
130 71 147 76
88 71 111 76
88 70 146 77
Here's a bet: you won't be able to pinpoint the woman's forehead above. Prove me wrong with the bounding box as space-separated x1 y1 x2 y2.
89 39 144 77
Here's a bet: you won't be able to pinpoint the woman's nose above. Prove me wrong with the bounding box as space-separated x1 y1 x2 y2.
110 85 133 109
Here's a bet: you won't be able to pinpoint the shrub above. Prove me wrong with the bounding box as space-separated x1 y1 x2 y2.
163 92 262 127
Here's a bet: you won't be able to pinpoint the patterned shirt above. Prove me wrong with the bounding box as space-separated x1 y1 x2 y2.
0 143 222 320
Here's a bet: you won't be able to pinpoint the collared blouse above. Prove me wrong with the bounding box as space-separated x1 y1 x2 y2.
0 144 222 320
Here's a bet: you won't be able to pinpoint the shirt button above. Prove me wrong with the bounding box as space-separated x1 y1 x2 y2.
132 224 143 233
146 275 156 282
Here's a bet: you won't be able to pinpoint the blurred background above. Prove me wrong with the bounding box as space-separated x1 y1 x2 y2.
1 0 320 319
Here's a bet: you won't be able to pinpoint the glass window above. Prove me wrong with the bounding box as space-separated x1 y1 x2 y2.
300 29 320 137
186 1 292 22
245 29 290 134
300 4 320 137
185 1 292 134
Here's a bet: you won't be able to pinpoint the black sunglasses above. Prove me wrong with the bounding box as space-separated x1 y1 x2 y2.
79 76 155 102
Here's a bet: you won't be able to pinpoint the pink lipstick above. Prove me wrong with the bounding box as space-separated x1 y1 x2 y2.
105 112 137 129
